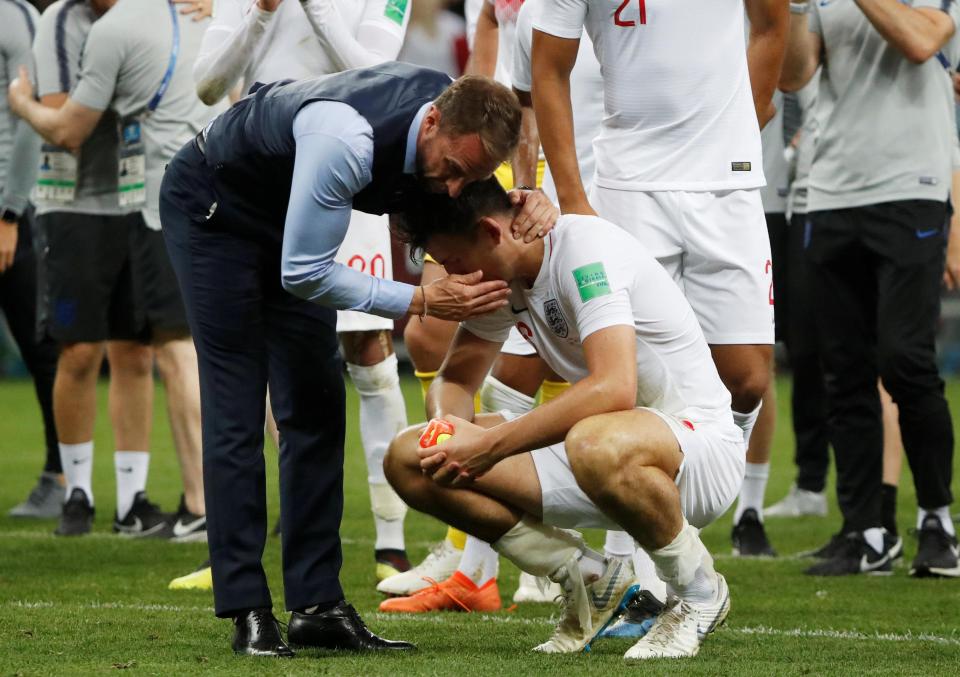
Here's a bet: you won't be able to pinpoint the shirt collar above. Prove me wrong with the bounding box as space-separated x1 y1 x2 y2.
404 102 432 175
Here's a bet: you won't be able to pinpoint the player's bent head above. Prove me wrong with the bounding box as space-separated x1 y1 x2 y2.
417 76 521 198
396 178 517 279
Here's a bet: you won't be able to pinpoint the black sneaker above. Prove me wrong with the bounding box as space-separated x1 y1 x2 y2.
804 530 901 576
169 494 207 543
801 531 850 559
910 515 960 578
113 491 172 538
732 509 777 557
54 488 95 536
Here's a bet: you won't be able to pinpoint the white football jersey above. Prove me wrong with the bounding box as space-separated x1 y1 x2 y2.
487 0 524 87
462 215 738 434
534 0 764 192
210 0 409 85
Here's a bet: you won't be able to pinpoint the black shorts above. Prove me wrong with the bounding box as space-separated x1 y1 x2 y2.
765 212 788 343
37 212 188 343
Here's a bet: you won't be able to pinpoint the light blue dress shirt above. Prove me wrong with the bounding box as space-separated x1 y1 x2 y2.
281 100 432 318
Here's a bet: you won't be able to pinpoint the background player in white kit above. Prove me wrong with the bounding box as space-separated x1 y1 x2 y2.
190 0 414 584
385 179 744 660
531 0 788 454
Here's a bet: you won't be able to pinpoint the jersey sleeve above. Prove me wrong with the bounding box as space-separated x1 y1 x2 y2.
533 0 587 40
460 305 515 344
554 222 637 342
70 21 123 111
511 0 535 92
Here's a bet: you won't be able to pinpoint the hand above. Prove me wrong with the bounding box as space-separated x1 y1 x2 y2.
421 270 510 321
7 65 34 117
173 0 212 20
417 416 501 487
509 189 559 243
944 225 960 290
257 0 283 11
0 220 18 273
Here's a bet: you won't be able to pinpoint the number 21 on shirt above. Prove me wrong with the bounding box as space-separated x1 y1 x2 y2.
614 0 647 26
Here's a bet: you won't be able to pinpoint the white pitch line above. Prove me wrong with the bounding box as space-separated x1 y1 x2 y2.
8 600 957 647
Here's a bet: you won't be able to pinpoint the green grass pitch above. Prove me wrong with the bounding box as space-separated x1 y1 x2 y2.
0 374 958 675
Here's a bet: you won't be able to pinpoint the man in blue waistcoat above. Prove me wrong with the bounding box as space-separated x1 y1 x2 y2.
159 61 545 657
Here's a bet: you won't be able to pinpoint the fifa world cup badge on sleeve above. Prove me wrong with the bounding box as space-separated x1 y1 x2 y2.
419 419 455 448
573 262 611 302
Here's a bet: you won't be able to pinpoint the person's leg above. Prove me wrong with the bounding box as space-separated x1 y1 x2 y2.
879 381 903 536
54 341 105 499
869 201 955 575
105 340 154 522
341 329 409 575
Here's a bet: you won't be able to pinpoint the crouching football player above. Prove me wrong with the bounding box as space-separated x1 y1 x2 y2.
385 179 744 659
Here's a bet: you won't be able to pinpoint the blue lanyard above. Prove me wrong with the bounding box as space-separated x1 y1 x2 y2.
147 0 180 112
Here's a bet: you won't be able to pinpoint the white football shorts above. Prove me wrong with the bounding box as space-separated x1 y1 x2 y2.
335 210 394 333
506 408 745 531
591 186 774 345
500 325 537 357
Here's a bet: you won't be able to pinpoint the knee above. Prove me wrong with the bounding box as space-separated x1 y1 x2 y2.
154 341 198 386
403 318 449 372
341 330 391 367
878 341 935 398
383 425 426 495
58 343 104 381
725 368 770 413
565 419 622 495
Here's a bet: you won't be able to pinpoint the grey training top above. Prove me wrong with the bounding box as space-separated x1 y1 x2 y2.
786 69 822 219
70 0 225 229
759 91 789 215
0 0 40 216
808 0 960 211
34 0 126 216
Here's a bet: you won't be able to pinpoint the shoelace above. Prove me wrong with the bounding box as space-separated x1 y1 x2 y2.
641 599 686 649
413 577 471 612
545 560 592 640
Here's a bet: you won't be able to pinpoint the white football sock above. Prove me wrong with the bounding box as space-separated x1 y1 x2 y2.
633 547 667 603
493 516 587 577
59 441 94 505
863 527 885 553
734 461 770 524
114 451 149 520
347 355 409 550
604 530 636 559
732 404 761 447
919 506 955 536
480 375 536 414
457 535 500 585
648 520 717 606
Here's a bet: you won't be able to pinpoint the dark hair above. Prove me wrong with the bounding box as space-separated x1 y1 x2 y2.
434 76 521 163
396 178 513 260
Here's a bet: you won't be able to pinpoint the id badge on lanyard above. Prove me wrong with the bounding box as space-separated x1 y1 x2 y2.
36 144 79 203
118 118 147 207
117 0 179 208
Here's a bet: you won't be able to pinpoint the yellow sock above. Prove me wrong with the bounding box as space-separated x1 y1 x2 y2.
415 370 437 402
539 379 571 405
446 526 467 550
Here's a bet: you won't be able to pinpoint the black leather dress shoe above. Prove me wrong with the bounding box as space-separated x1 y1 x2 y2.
287 601 415 652
232 608 295 657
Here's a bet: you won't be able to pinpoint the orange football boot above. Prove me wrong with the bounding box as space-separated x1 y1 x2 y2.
378 571 502 613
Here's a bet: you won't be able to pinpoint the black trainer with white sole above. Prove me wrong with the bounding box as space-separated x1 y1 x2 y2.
169 494 207 543
54 488 95 536
732 509 777 557
801 531 851 559
910 515 960 578
113 491 172 538
804 530 901 576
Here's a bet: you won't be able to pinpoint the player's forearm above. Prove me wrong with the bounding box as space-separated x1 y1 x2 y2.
1 117 41 214
12 98 82 153
193 5 273 105
426 378 480 423
300 1 402 71
746 1 790 129
855 0 955 64
780 6 820 91
465 4 498 76
511 94 539 188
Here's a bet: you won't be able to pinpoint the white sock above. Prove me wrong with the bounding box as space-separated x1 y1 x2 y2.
114 451 149 520
604 530 635 559
457 535 500 585
648 520 717 606
480 375 536 414
633 547 667 603
919 506 956 536
863 527 884 553
59 441 94 505
492 516 586 578
347 355 409 550
734 462 770 524
732 404 761 447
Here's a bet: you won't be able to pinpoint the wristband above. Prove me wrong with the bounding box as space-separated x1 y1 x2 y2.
790 2 809 14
